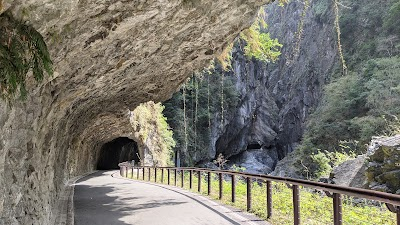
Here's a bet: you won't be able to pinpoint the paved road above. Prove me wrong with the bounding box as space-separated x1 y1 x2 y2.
74 171 269 225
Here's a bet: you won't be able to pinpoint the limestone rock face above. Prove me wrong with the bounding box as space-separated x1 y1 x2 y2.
366 135 400 193
208 0 338 174
0 0 269 224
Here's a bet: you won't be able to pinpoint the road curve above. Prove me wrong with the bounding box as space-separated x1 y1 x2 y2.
73 171 269 225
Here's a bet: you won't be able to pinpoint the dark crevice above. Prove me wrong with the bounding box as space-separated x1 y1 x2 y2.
96 137 139 170
247 143 262 150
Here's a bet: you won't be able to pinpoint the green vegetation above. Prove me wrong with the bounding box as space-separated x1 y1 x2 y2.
164 9 284 165
240 15 282 63
297 57 400 178
290 0 400 179
217 9 282 70
163 68 239 166
126 169 396 225
384 1 400 35
130 102 176 166
0 11 53 101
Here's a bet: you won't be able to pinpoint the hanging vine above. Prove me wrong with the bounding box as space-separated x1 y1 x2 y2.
287 0 310 66
194 75 199 153
220 73 224 128
207 72 211 129
333 0 347 75
182 83 188 156
0 11 53 101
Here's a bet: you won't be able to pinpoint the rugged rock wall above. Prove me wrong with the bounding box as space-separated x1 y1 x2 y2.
208 0 338 173
367 135 400 194
0 1 269 224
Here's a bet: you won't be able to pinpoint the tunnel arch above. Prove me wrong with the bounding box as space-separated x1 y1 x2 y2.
96 137 139 170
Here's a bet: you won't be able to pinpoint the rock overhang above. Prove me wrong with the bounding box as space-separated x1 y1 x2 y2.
0 0 273 223
7 0 271 149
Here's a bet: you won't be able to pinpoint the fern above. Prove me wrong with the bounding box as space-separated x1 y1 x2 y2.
0 11 53 101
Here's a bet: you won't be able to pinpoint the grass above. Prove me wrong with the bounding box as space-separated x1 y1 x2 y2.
124 168 396 225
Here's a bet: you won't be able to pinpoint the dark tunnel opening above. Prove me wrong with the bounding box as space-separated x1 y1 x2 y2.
96 137 139 170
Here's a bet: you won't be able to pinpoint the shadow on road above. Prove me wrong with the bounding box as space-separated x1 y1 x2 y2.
74 171 187 225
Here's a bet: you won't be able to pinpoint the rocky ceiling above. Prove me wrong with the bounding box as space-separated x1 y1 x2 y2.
0 0 271 224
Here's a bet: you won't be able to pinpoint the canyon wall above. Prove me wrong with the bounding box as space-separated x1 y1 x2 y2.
176 0 339 173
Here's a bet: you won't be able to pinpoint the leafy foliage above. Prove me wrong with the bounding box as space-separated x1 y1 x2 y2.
297 57 400 178
288 0 400 179
130 102 176 166
0 11 53 101
163 66 239 166
384 1 400 34
240 22 282 63
217 9 282 70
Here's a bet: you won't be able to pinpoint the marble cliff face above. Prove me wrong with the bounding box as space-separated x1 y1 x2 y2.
0 0 269 224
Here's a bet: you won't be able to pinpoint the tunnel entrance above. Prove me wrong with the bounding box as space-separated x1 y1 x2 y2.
97 137 139 170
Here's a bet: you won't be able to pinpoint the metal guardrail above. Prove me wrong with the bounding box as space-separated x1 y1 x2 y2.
118 163 400 225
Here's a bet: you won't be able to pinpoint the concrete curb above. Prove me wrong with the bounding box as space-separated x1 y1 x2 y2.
56 170 98 225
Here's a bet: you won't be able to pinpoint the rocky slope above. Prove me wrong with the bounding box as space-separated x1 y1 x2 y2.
0 1 268 224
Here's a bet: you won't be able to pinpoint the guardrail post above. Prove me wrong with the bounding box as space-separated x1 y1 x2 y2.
148 167 151 181
333 193 342 225
247 177 252 211
385 204 400 225
198 171 201 192
131 167 134 179
155 167 157 183
231 175 236 203
137 168 140 180
219 173 223 200
142 168 145 180
181 170 184 188
189 170 193 189
161 168 164 183
293 185 300 225
167 169 170 185
174 169 177 186
266 180 272 218
207 172 211 195
398 211 400 225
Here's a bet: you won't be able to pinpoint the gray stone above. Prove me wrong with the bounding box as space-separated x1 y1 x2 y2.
207 0 338 172
366 135 400 193
330 155 367 188
0 1 269 224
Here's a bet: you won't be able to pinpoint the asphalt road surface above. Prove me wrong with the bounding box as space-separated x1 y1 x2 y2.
74 171 270 225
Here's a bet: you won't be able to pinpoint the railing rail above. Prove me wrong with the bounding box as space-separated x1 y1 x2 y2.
118 163 400 225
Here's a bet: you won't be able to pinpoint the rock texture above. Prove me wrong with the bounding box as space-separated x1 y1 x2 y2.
0 1 269 224
366 135 400 193
206 0 338 173
330 155 367 188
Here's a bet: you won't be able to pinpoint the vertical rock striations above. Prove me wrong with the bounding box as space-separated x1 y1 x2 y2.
198 0 338 173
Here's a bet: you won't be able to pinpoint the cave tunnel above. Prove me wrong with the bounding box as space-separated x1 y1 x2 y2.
96 137 139 170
